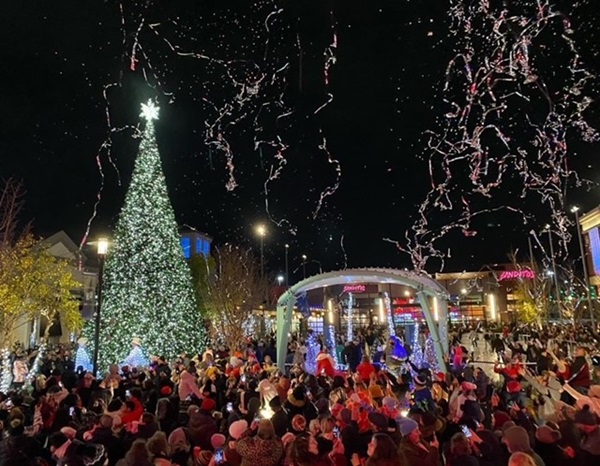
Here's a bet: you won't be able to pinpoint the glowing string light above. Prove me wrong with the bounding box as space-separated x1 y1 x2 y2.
327 325 338 368
25 344 45 386
0 349 12 393
384 292 395 337
346 292 354 343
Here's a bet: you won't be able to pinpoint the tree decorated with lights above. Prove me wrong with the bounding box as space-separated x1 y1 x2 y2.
90 100 208 371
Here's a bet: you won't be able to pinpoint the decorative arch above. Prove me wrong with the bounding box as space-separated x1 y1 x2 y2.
276 268 450 372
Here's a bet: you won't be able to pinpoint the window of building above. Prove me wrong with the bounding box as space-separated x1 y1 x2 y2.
181 237 191 259
195 238 203 256
203 240 210 256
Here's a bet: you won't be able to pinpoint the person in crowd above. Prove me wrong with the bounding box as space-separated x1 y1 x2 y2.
289 432 346 466
2 323 600 466
502 425 545 466
351 432 402 466
398 417 440 466
236 419 284 466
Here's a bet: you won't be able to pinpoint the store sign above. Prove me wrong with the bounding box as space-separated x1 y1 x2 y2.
343 284 366 293
498 270 536 281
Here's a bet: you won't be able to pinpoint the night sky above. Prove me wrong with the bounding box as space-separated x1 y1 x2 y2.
1 1 599 281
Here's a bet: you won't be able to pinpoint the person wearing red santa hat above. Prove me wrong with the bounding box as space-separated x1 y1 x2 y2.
316 348 336 377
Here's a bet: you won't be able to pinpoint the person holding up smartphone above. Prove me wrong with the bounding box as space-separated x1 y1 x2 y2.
399 418 439 466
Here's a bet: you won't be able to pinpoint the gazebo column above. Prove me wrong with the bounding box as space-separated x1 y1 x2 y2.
276 293 295 371
417 291 448 372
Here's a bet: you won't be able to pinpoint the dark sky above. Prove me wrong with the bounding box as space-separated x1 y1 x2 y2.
1 0 599 281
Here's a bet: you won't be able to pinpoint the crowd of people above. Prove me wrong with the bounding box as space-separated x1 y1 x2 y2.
0 322 599 466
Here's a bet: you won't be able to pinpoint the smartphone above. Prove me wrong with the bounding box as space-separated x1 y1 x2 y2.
126 389 131 397
69 407 75 417
241 374 246 383
226 402 233 413
214 448 224 464
460 424 472 438
333 426 340 438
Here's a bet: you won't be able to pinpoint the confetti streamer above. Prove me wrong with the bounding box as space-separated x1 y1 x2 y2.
80 1 344 262
387 0 599 271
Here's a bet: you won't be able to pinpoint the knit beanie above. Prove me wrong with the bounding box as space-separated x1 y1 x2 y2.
228 420 248 440
398 417 419 437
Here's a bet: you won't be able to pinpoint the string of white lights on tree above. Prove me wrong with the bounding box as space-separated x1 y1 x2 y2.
0 349 12 393
25 344 46 386
84 100 209 371
384 292 395 337
327 325 338 368
346 292 354 343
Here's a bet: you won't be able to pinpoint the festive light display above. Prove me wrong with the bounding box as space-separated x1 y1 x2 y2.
327 325 338 368
424 336 440 372
0 349 11 393
410 325 424 369
346 293 354 342
305 331 320 375
384 292 395 337
25 344 45 386
75 344 92 373
85 101 208 372
123 343 149 369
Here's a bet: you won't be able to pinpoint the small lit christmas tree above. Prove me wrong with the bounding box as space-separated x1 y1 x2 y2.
305 330 321 375
88 100 208 372
424 335 440 372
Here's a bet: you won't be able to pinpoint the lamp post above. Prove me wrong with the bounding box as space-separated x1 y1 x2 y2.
277 275 284 286
545 225 562 319
256 225 266 279
285 244 289 287
93 238 109 376
572 206 595 328
301 254 307 279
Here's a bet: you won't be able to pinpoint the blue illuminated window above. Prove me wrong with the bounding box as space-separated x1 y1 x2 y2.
203 240 210 256
181 237 191 259
589 228 600 275
196 238 203 256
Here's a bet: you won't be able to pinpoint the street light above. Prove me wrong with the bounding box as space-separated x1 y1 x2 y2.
256 225 266 279
277 275 284 286
545 224 562 319
284 244 289 287
301 254 307 279
572 206 595 328
93 238 109 376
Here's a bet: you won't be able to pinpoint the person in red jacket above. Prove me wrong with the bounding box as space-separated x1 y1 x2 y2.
317 349 337 377
567 347 591 395
356 355 375 383
120 388 144 424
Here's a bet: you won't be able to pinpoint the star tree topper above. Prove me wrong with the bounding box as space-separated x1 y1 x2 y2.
140 99 159 121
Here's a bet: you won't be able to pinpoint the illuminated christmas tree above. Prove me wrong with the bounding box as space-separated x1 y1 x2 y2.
89 100 208 372
424 335 440 372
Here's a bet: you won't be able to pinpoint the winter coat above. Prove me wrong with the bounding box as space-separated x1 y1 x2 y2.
399 437 440 466
188 410 218 450
235 436 284 466
271 408 289 438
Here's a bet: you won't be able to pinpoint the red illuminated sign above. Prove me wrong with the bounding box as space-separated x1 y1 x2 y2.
343 285 366 293
498 270 536 281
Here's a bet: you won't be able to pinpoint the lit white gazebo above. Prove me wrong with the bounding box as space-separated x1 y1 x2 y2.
276 268 451 371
